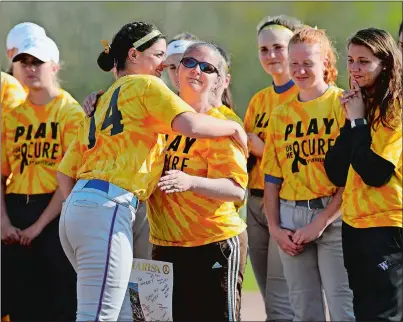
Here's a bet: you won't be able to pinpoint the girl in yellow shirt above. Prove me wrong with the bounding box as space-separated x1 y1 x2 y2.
2 36 82 321
243 15 303 321
325 28 402 321
57 21 248 321
262 27 354 321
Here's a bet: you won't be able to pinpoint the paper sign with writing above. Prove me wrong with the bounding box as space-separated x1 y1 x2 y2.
129 258 173 321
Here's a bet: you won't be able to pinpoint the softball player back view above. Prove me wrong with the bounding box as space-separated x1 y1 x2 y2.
58 74 196 321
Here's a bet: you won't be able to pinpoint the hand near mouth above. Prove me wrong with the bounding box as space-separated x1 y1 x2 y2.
342 80 365 120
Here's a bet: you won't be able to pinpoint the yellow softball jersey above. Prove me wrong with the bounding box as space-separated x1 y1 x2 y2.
1 72 27 115
147 106 248 247
342 120 402 228
262 86 345 200
244 84 298 190
1 89 84 194
58 75 195 201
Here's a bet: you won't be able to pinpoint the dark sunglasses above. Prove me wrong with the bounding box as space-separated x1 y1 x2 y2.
180 57 219 75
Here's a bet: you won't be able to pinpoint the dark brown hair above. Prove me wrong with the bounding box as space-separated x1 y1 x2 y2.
348 28 402 130
97 21 165 72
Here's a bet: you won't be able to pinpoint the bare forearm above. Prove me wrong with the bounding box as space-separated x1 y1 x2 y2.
314 188 344 228
57 171 76 199
190 177 245 202
172 112 239 138
263 182 281 232
250 143 264 158
35 188 64 229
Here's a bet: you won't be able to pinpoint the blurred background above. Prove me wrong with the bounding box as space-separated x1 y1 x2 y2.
0 2 401 313
0 1 401 119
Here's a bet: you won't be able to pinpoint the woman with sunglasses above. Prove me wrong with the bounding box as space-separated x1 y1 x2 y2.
148 42 248 321
2 36 82 321
165 33 240 124
57 21 248 321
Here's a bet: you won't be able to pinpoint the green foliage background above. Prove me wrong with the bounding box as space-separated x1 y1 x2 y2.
0 1 401 119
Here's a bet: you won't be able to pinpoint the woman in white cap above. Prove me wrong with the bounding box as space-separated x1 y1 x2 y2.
165 32 199 90
5 22 46 85
1 23 45 321
1 35 83 321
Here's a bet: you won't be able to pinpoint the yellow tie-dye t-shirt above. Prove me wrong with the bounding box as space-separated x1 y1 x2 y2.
58 75 195 201
147 107 248 247
1 89 84 194
244 84 298 190
1 72 27 114
342 120 402 228
261 86 345 200
217 105 243 125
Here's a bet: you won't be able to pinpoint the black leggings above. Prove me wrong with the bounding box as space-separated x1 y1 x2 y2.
342 222 402 321
2 193 77 321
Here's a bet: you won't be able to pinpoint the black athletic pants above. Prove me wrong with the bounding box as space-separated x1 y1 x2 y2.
342 222 402 321
1 193 77 321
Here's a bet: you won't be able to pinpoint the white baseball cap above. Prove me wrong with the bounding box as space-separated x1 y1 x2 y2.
12 36 59 64
6 22 46 50
166 40 194 57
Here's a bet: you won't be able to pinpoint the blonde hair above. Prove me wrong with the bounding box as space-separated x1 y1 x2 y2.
289 27 338 84
52 60 62 88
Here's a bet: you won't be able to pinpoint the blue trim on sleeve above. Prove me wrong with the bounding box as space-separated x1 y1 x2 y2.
265 174 284 185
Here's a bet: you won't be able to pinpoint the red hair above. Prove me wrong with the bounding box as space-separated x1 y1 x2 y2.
289 27 338 84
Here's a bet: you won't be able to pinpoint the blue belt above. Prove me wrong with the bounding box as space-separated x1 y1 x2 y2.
84 179 138 208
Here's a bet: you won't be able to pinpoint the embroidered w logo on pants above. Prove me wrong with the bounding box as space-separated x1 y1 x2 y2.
377 261 389 271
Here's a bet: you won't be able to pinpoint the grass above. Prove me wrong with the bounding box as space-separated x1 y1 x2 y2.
243 257 259 292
